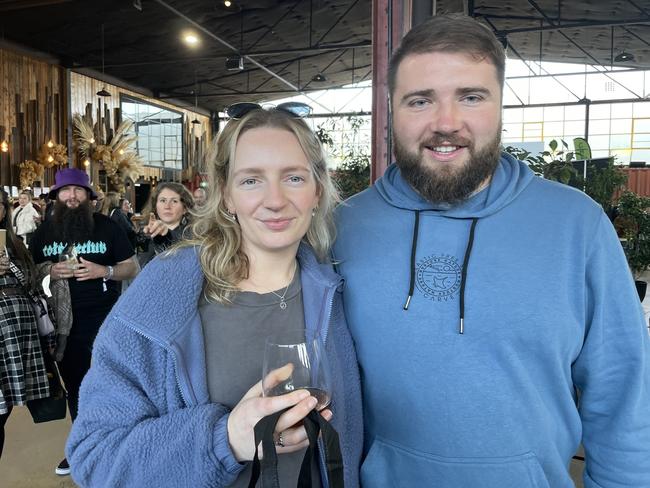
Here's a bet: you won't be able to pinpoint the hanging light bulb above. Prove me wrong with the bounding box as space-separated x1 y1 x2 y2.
0 141 8 152
83 159 91 167
90 137 95 144
224 0 232 6
47 155 54 163
47 140 54 148
119 149 124 155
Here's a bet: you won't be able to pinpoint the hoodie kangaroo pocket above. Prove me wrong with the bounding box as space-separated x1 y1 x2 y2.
361 437 551 488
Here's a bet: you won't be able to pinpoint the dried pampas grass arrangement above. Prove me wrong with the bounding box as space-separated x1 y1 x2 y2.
73 114 144 192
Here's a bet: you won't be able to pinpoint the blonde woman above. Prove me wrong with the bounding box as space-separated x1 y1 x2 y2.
66 104 362 487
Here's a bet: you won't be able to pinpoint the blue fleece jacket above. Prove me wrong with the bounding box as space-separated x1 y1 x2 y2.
333 154 650 488
66 244 362 488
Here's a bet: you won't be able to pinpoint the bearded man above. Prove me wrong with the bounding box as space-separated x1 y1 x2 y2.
333 14 650 488
30 168 138 477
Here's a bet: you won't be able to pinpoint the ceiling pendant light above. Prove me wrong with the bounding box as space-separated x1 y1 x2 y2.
97 24 111 97
614 51 635 62
191 74 201 133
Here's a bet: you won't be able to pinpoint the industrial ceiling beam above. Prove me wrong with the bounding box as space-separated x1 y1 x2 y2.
88 42 371 70
492 18 650 35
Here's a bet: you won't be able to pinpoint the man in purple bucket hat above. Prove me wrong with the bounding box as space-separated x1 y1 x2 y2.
31 167 139 476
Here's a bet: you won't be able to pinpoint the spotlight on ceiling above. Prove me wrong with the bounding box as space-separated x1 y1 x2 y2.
311 73 327 82
226 56 244 71
184 33 200 46
614 51 635 62
224 0 232 6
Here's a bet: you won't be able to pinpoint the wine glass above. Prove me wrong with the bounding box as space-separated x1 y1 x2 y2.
262 328 332 410
58 252 78 271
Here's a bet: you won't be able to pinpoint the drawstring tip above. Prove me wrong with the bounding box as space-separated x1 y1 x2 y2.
403 295 412 310
459 318 464 335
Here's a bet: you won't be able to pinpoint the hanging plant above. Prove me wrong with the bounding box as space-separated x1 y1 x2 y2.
37 142 68 168
18 160 45 188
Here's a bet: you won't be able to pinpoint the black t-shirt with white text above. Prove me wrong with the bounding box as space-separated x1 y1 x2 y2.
31 213 135 333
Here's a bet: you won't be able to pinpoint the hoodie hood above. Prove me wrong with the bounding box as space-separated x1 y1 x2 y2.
374 152 535 218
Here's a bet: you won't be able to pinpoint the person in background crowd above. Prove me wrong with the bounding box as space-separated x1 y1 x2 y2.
30 168 138 477
93 189 105 213
193 186 207 207
0 189 50 460
333 14 650 488
141 182 194 258
66 106 362 487
120 198 134 221
37 194 53 222
103 192 137 248
11 190 40 247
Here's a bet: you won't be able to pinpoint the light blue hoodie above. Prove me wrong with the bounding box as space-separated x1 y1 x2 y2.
333 154 650 488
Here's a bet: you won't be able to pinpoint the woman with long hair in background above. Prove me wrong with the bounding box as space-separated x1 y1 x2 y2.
0 189 49 459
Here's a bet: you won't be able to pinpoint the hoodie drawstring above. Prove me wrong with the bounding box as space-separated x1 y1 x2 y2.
403 212 479 335
403 210 421 311
459 218 478 334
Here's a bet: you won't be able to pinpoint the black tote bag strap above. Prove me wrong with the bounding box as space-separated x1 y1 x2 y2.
296 410 320 488
307 410 344 488
248 409 285 488
248 408 344 488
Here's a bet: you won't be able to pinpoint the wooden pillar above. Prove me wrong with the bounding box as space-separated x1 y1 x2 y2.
371 0 409 182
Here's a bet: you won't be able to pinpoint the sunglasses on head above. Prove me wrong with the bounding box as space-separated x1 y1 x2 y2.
225 101 313 120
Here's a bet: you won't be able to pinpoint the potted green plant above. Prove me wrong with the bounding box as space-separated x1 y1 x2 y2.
615 191 650 300
582 158 627 218
506 139 579 185
317 116 371 200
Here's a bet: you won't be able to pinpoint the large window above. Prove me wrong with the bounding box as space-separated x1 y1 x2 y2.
120 94 184 170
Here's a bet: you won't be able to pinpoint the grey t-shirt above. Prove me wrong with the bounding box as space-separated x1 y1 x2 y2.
199 269 322 487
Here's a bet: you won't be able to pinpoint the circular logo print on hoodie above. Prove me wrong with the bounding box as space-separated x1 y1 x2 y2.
416 254 462 301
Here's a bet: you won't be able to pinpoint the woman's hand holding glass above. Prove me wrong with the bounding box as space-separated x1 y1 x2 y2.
226 364 333 463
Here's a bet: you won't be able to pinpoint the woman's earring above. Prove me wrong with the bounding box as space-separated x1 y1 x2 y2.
220 207 237 223
312 207 317 217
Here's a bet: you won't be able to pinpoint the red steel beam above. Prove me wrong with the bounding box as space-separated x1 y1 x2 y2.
371 0 409 181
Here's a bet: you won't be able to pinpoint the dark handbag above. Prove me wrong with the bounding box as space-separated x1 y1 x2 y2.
248 409 344 488
26 345 67 423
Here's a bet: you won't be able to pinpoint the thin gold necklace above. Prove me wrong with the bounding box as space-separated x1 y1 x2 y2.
268 260 297 310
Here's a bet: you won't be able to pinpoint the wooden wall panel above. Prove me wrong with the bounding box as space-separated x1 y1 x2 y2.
0 47 65 193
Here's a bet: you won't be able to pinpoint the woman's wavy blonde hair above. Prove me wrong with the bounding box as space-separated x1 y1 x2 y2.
182 108 339 303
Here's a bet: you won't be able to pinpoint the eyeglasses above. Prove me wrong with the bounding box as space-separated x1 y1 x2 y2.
225 101 312 120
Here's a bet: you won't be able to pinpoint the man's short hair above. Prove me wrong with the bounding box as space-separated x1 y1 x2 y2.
388 14 506 99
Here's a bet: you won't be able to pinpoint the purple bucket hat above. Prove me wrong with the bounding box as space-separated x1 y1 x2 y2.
48 168 98 200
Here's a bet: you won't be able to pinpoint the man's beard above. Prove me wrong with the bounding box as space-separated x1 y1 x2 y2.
394 128 502 205
53 199 94 243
